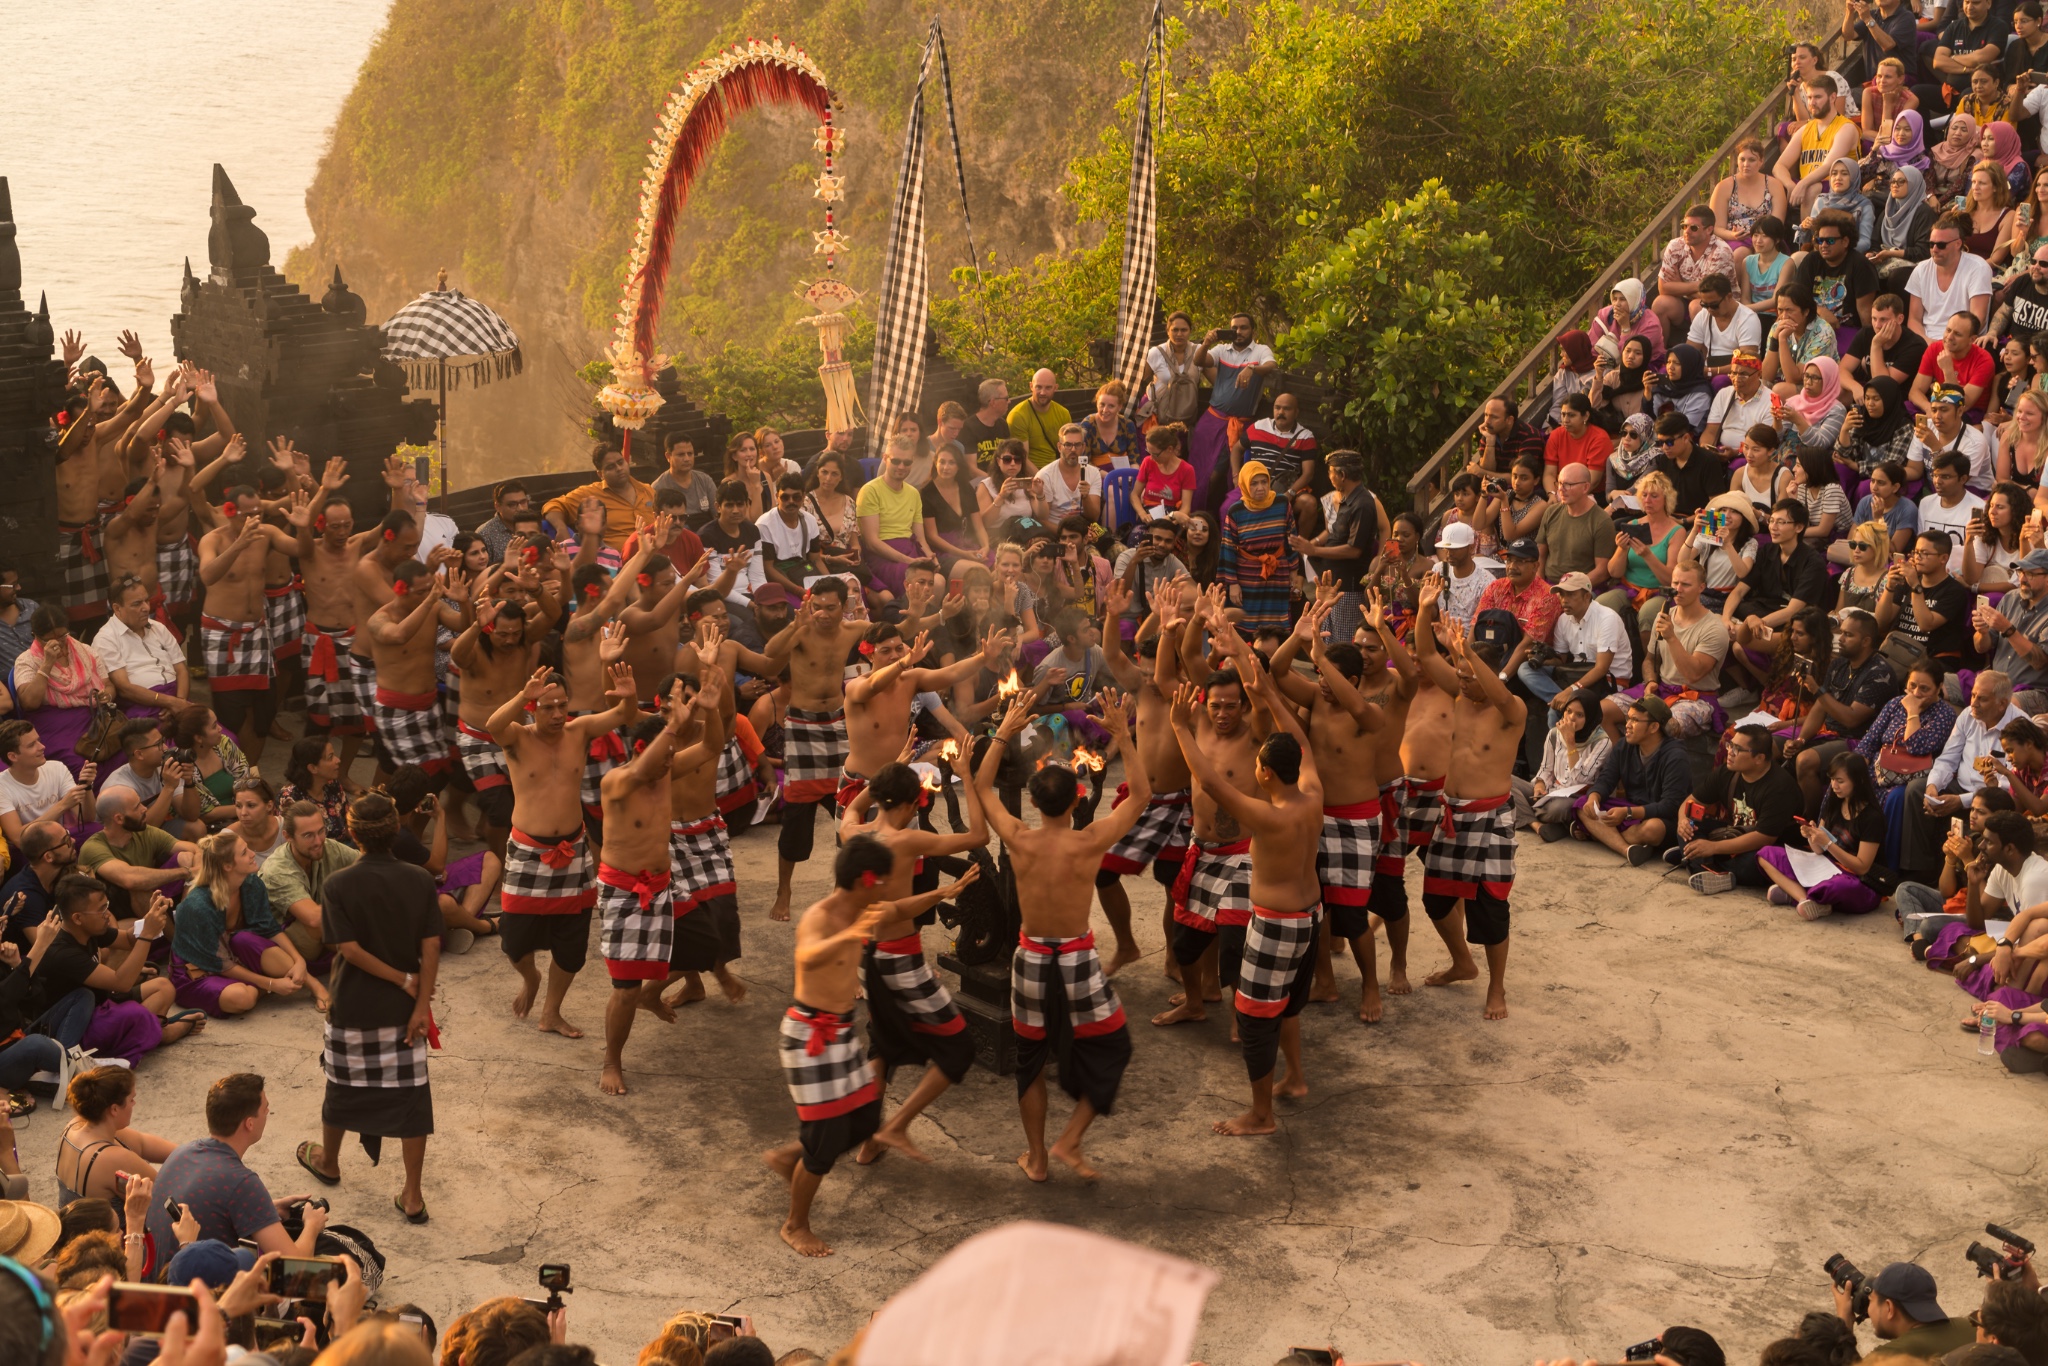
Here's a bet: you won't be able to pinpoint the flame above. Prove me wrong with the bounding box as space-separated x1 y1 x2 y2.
1071 747 1106 773
938 739 959 761
995 671 1022 700
919 768 944 792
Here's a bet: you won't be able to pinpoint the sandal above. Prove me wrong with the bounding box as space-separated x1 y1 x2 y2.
6 1091 33 1119
393 1194 428 1224
296 1141 342 1187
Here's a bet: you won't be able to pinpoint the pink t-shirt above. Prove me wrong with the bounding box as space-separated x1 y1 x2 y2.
1135 456 1197 518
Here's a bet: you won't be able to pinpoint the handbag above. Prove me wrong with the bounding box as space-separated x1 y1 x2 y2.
1877 742 1933 780
74 699 127 765
1151 345 1202 424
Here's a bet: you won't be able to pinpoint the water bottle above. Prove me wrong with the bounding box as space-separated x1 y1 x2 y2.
1980 1006 1999 1056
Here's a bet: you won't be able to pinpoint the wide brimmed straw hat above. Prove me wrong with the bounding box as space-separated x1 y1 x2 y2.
0 1197 62 1266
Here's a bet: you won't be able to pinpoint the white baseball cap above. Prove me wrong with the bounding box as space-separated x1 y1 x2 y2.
1435 521 1476 550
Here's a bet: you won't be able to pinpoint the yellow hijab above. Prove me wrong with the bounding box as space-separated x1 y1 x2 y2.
1237 460 1275 511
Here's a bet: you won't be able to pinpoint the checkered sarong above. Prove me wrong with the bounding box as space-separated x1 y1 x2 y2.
1099 786 1191 876
1421 793 1516 901
321 1024 429 1089
668 814 736 912
1318 798 1381 907
1376 775 1444 876
369 685 450 773
200 615 272 691
1235 903 1321 1018
870 933 964 1034
713 734 757 815
581 725 626 817
1169 838 1252 930
454 721 509 790
501 827 595 915
156 536 198 610
596 863 672 979
780 1003 880 1120
55 520 109 622
1012 931 1126 1039
264 579 306 660
303 626 368 735
784 705 848 803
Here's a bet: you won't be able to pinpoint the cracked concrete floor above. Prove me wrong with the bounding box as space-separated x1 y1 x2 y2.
19 812 2048 1364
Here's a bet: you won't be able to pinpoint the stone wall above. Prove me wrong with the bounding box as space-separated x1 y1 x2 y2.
0 179 72 597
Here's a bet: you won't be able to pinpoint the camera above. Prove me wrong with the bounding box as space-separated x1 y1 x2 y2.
170 747 195 767
1988 1223 2035 1255
1625 1338 1663 1362
1826 1253 1873 1321
527 1263 573 1314
1966 1242 2016 1279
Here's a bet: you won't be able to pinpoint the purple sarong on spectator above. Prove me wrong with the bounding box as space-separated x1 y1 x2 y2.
82 999 162 1065
867 538 927 599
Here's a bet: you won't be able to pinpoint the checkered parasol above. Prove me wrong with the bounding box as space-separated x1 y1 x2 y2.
380 287 522 392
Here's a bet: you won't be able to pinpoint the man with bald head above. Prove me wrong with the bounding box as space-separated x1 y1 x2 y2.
1007 369 1071 469
78 786 197 914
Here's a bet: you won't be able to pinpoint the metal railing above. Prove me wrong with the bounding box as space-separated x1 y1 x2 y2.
1404 32 1846 515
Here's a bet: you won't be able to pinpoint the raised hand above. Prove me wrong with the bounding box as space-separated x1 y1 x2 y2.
693 614 726 651
283 489 313 529
1365 587 1387 632
1315 570 1341 608
604 663 636 703
979 624 1013 666
597 619 628 663
995 689 1036 740
1169 680 1201 729
940 863 983 901
383 454 408 489
1103 574 1131 621
190 368 218 404
168 435 196 470
578 498 606 538
221 432 246 465
319 456 350 492
116 330 143 363
61 329 84 366
268 436 298 473
1097 687 1132 743
134 356 154 391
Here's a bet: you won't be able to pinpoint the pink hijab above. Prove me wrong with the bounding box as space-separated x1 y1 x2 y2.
1789 355 1842 423
1988 121 2027 179
1933 113 1980 172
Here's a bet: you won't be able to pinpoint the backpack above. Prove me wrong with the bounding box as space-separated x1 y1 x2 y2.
1471 608 1524 653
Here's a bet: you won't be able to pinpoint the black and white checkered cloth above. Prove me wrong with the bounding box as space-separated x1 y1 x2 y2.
869 933 963 1033
55 521 109 619
1318 799 1381 907
264 580 306 661
1111 0 1167 399
1100 786 1190 876
596 865 673 972
1012 932 1126 1040
304 627 367 734
368 686 450 772
1170 839 1251 931
784 706 848 803
379 290 522 391
1234 905 1321 1019
581 727 626 816
156 536 198 609
1421 795 1518 901
454 721 509 790
780 1004 880 1119
865 22 939 441
668 815 736 911
1376 776 1444 877
502 828 594 915
713 734 753 805
322 1024 429 1089
200 615 273 689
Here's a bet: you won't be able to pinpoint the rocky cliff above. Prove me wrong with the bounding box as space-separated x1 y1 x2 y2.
291 0 1169 487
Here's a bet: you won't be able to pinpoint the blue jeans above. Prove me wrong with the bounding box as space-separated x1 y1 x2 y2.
1517 660 1565 706
0 1033 61 1090
35 987 96 1048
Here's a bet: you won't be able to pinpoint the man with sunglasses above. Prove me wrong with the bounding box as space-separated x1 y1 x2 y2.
1905 212 1995 339
1991 246 2048 345
1651 413 1724 518
0 820 79 953
1651 206 1738 343
1791 209 1878 336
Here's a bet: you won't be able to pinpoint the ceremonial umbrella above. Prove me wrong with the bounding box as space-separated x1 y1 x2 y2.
379 269 522 505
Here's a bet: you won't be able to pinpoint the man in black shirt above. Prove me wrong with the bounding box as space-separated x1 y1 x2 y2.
1877 528 1975 663
301 794 441 1222
1785 609 1901 810
959 380 1013 472
1993 247 2048 345
1793 211 1879 333
1732 500 1834 660
1580 696 1696 862
1930 0 2010 112
27 873 187 1058
1652 414 1724 519
1664 724 1805 893
1294 451 1382 644
1842 294 1928 401
0 821 76 953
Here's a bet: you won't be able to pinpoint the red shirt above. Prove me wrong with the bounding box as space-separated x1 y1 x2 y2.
1476 573 1562 648
1916 341 1995 397
1543 425 1614 482
657 526 706 578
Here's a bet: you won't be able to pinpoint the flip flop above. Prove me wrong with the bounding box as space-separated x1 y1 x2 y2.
6 1091 33 1119
394 1195 428 1224
296 1141 341 1187
163 1007 207 1026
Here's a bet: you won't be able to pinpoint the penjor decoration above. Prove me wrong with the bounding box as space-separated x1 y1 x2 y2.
598 39 840 433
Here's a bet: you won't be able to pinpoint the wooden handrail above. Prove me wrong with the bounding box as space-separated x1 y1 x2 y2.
1405 33 1846 514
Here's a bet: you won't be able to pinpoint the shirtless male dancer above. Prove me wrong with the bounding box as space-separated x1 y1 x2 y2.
125 371 237 628
973 687 1147 1182
1154 588 1262 1028
361 560 464 782
1376 576 1481 992
347 509 447 782
487 664 640 1039
596 682 720 1096
1169 633 1326 1134
197 486 311 767
841 621 1009 813
53 369 150 625
773 577 870 921
653 664 745 1008
1093 578 1193 979
766 834 977 1256
617 536 736 704
675 592 794 826
451 587 558 862
1267 583 1401 1021
835 746 989 1164
1413 615 1525 1020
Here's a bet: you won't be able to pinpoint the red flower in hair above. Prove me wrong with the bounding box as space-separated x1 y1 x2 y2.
521 546 540 566
635 572 653 587
313 515 327 533
382 528 397 542
858 871 879 888
581 583 601 599
392 580 411 598
222 502 239 518
481 620 496 634
858 640 874 657
154 428 166 443
52 411 69 428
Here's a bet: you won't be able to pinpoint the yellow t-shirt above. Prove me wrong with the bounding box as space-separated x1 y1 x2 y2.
1006 398 1072 468
855 477 923 541
1798 116 1854 181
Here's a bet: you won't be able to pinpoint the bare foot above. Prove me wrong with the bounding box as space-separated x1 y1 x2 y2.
869 1127 931 1163
663 978 707 1008
762 1146 800 1183
1309 983 1340 1003
1359 980 1383 1023
769 897 792 923
1016 1151 1049 1183
538 1013 585 1039
1387 964 1413 995
1276 1074 1308 1101
1424 961 1479 987
511 983 537 1019
855 1139 888 1166
1484 986 1508 1020
1213 1109 1278 1136
1163 958 1183 983
1151 999 1207 1027
600 1063 627 1096
1049 1140 1099 1180
714 967 748 1003
639 992 677 1024
780 1222 832 1257
1103 944 1142 978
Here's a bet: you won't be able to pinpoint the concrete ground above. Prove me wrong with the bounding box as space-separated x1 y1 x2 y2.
18 747 2048 1365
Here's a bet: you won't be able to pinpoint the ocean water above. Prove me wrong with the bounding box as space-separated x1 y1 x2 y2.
0 0 392 364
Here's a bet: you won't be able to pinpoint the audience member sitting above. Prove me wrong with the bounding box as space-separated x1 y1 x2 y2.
1728 424 1783 516
1876 529 1975 666
1793 208 1877 340
1835 522 1892 609
1960 481 2030 588
755 475 822 595
169 707 250 835
53 1065 171 1207
1996 388 2048 486
1906 213 1995 340
1912 313 1997 420
26 872 185 1065
1544 394 1613 497
0 720 91 847
1590 277 1666 367
1495 457 1550 546
1599 471 1682 631
1666 721 1805 894
1728 607 1834 736
1972 548 2048 709
1918 452 1988 566
89 576 192 720
1778 77 1862 219
144 1071 329 1272
1731 500 1833 656
445 1296 552 1366
1606 561 1732 741
1679 495 1759 614
1710 137 1796 277
1687 274 1765 373
1577 694 1696 864
919 447 990 569
1132 422 1197 526
10 605 113 772
1894 783 2010 951
1982 716 2048 819
1647 344 1715 431
1757 750 1891 917
1783 446 1853 546
1982 334 2034 427
170 829 317 1017
79 786 194 915
1536 464 1616 586
1841 298 1926 402
259 799 357 968
224 777 284 863
1851 457 1918 558
384 764 499 952
279 735 350 846
1828 1263 1976 1360
1591 335 1657 429
1899 668 2027 881
1524 571 1630 724
1764 288 1836 393
1784 609 1898 805
101 718 197 837
1517 694 1613 838
1548 329 1600 424
1701 352 1774 454
1653 412 1725 518
804 450 864 578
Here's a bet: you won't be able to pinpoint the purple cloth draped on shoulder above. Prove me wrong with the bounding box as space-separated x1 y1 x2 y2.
1190 411 1230 515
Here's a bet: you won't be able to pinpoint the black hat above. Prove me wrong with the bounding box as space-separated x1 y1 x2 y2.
1502 538 1539 560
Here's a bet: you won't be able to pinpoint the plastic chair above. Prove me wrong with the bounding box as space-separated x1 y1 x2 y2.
1101 467 1138 536
858 456 880 481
